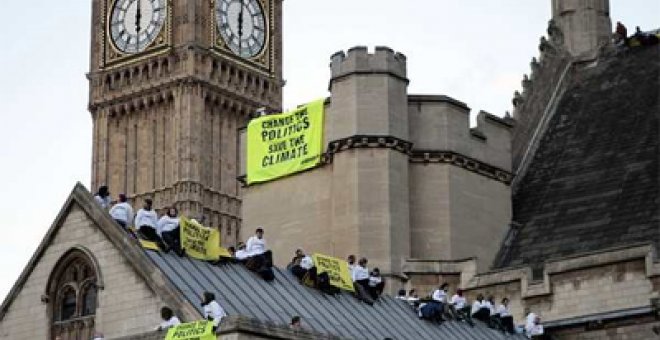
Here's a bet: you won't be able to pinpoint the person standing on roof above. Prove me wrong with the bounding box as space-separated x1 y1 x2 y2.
94 185 111 210
109 194 133 229
201 291 227 332
158 207 182 256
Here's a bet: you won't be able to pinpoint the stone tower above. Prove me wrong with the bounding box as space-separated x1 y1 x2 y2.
551 0 612 56
87 0 282 244
327 47 411 276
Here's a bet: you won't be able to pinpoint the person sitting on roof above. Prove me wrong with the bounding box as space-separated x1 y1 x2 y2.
289 249 315 282
134 198 166 249
368 268 385 299
158 207 183 256
245 227 273 267
155 306 181 331
109 194 133 230
396 289 407 300
486 295 504 330
347 254 357 276
449 289 473 325
407 289 420 306
497 298 515 334
471 294 491 324
525 312 543 338
201 291 227 332
94 185 111 210
246 227 267 256
351 257 374 305
234 242 249 260
429 283 449 320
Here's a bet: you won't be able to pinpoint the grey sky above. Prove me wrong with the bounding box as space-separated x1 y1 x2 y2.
0 0 657 300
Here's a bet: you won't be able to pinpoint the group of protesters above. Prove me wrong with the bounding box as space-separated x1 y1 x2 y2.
95 186 184 256
96 186 544 337
396 284 543 337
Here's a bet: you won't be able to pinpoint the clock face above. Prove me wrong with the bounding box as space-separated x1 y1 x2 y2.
216 0 267 59
109 0 167 54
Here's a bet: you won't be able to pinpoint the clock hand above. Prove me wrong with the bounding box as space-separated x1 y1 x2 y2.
135 0 142 48
238 0 245 56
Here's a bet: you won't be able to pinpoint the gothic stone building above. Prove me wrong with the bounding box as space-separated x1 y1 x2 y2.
0 0 659 339
241 0 660 338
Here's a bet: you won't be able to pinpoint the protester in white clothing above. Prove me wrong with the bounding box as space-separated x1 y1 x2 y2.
156 306 181 331
94 186 111 210
134 199 164 248
158 207 183 256
525 312 543 338
234 242 249 260
201 291 227 331
351 258 370 283
246 228 267 256
449 288 473 324
432 283 449 303
289 249 315 281
367 267 385 299
497 297 515 334
450 289 467 309
109 194 133 229
471 294 491 324
351 257 373 305
347 255 357 276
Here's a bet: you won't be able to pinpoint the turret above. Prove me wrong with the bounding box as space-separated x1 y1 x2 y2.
551 0 612 57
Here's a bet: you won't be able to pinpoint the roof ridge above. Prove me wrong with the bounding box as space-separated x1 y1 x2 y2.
0 183 200 322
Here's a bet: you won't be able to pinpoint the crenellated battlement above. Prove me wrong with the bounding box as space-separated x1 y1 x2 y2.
408 95 513 173
329 45 407 83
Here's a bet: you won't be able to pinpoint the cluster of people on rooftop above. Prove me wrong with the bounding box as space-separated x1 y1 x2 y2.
396 284 543 337
95 186 545 337
94 186 184 256
614 22 660 47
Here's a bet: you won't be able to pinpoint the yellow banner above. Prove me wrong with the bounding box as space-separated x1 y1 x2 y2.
165 320 215 340
180 217 231 261
312 253 355 292
247 99 325 184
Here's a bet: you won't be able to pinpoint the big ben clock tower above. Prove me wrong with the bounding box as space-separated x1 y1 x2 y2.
88 0 282 245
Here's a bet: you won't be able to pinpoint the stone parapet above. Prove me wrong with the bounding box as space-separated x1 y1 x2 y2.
329 46 407 84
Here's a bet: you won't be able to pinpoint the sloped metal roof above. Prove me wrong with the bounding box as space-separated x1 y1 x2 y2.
146 251 525 339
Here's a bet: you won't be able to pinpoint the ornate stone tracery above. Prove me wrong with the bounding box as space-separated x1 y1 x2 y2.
47 249 100 340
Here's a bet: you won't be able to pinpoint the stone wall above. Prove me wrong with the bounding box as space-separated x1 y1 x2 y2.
0 204 168 339
241 47 513 279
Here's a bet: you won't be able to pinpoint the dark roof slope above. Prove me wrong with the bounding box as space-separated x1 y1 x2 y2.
146 251 523 340
496 45 660 269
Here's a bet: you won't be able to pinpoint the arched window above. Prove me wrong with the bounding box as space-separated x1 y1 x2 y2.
48 249 99 340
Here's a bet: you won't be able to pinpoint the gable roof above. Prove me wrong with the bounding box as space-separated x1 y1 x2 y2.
0 183 200 322
145 250 524 340
495 45 660 269
2 183 521 339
